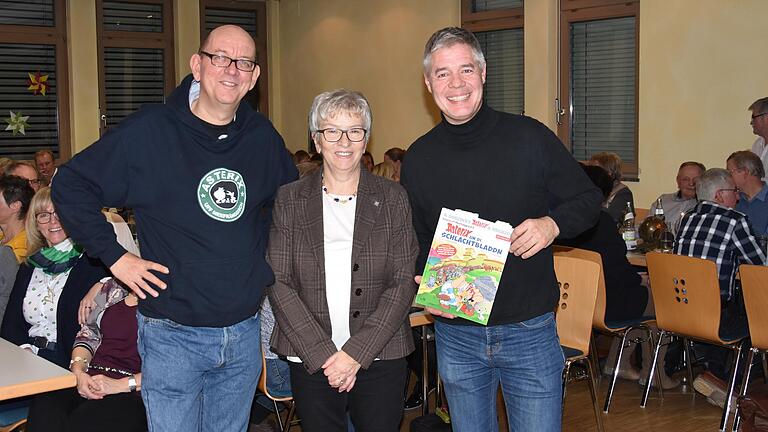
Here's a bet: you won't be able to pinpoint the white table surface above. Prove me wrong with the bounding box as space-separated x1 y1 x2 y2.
0 337 76 401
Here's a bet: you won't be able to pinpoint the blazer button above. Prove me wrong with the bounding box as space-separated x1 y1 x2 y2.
355 288 363 296
352 311 360 318
353 263 360 272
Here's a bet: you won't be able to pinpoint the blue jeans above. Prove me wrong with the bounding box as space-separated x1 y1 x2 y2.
255 357 292 411
137 311 262 432
435 312 564 432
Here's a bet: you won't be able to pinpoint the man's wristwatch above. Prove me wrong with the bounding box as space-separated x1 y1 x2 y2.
128 375 137 392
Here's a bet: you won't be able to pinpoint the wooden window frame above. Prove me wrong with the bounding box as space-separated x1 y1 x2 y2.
0 0 71 162
96 0 176 135
461 0 523 33
199 0 269 116
558 0 639 178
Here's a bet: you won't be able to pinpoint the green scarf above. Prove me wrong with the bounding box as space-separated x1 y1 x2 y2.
28 241 83 275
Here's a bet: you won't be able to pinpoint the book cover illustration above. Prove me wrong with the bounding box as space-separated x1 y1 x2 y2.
415 208 513 325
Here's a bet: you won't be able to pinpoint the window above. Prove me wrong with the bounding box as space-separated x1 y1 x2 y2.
200 1 269 115
558 0 639 177
0 0 69 161
96 0 175 132
462 0 524 115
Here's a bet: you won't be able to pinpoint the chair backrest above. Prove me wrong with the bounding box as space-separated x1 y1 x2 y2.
258 350 292 402
645 252 724 343
553 255 600 355
737 264 768 350
553 246 609 330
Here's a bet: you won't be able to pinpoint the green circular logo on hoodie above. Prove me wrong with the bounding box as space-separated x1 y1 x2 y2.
197 168 246 222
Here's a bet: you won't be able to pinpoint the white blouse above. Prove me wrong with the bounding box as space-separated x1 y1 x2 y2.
21 239 76 354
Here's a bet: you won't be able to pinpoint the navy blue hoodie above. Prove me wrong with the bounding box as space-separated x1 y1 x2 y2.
52 74 298 327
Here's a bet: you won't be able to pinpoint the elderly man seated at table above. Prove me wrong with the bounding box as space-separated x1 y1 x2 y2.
674 168 766 408
649 161 704 235
727 150 768 236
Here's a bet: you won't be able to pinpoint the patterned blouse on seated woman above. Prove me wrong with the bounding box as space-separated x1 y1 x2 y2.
0 187 108 368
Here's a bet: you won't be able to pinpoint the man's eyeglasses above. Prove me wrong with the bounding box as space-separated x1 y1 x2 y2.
717 188 739 195
316 128 367 143
35 211 59 224
752 112 768 120
27 179 42 187
199 51 257 72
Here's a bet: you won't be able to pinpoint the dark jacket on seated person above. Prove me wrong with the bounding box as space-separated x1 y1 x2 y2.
558 210 648 323
0 254 108 368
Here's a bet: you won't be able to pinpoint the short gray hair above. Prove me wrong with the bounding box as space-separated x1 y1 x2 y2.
423 27 485 73
749 97 768 115
727 150 765 179
696 168 733 202
308 89 372 143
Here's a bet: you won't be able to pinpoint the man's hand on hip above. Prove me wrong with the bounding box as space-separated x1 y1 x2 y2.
509 216 560 259
110 253 169 299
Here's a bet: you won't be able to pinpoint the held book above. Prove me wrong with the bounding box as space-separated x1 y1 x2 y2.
414 208 513 325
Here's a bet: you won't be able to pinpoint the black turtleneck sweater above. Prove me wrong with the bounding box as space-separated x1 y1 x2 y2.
401 104 602 326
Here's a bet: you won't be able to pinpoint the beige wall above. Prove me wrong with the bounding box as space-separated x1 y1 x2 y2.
634 0 768 206
272 0 460 160
65 0 768 209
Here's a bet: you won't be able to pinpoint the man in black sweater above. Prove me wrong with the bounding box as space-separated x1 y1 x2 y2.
401 27 602 432
52 25 297 431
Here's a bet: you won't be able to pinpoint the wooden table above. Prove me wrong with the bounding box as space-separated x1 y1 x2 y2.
627 250 647 267
0 338 76 401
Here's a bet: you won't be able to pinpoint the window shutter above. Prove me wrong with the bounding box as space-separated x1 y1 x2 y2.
204 8 257 37
103 47 166 129
0 1 55 27
0 43 60 159
102 1 163 32
569 16 636 164
476 28 524 115
472 0 523 12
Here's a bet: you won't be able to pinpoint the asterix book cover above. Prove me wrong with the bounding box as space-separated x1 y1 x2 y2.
415 208 513 325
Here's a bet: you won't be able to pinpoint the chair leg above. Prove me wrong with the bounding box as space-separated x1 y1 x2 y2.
562 360 572 413
282 401 297 432
762 352 768 384
733 348 756 432
719 342 744 432
603 332 629 413
683 337 696 386
273 400 285 430
590 332 601 384
641 329 664 407
652 331 664 401
585 358 606 432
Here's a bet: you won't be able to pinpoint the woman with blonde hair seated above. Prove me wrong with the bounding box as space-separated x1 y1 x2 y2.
588 152 635 224
371 161 397 181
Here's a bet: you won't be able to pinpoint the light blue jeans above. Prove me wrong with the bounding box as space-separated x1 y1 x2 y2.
435 312 564 432
137 311 262 432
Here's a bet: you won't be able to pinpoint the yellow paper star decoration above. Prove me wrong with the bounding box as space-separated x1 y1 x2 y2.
27 71 49 96
4 111 30 135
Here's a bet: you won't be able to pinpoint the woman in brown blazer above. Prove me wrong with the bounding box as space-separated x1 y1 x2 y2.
267 89 418 432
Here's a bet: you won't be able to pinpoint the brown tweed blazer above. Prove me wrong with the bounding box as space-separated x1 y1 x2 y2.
267 168 419 374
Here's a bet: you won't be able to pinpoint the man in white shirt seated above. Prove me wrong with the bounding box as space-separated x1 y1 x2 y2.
749 97 768 178
649 161 705 235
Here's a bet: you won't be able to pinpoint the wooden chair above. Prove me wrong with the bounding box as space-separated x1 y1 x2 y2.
553 255 604 432
554 246 661 413
732 264 768 431
258 351 298 432
643 252 746 432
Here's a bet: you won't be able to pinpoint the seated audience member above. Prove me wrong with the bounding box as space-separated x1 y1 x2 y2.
0 176 35 262
749 97 768 177
294 150 311 165
362 151 374 172
727 150 768 236
383 147 405 182
25 278 146 432
675 168 767 407
588 152 634 224
4 161 43 192
371 161 397 181
34 149 57 186
649 161 705 235
558 165 678 388
0 187 108 369
0 246 19 323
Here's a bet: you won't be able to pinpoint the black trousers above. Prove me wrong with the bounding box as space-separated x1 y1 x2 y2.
289 358 407 432
26 387 147 432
